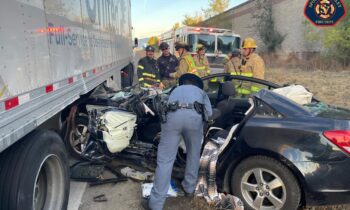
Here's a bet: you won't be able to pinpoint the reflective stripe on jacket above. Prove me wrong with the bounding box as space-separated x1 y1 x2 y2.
137 56 160 88
183 55 200 76
229 71 261 95
173 52 205 79
193 55 210 77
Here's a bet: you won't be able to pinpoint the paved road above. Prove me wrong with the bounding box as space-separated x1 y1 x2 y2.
68 176 350 210
70 176 195 210
68 181 87 210
68 162 350 210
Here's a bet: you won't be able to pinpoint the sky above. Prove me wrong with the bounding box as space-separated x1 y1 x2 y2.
131 0 248 38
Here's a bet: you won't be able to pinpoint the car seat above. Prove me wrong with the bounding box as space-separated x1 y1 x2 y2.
217 81 236 114
215 81 236 128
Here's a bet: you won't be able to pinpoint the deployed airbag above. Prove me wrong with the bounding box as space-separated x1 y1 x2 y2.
100 110 137 153
273 85 313 105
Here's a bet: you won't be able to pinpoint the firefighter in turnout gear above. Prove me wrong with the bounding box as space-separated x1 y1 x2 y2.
137 45 162 88
241 38 265 80
170 41 199 79
224 48 241 74
233 38 266 95
193 44 210 77
157 42 179 88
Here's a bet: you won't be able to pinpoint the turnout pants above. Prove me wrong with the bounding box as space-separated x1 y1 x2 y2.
149 109 203 210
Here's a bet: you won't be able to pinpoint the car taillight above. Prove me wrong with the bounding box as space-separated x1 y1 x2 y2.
324 130 350 155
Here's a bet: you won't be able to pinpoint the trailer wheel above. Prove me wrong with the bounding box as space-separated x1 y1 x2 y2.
0 130 70 210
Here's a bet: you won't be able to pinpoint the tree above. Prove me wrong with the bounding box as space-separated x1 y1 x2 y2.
203 0 230 18
172 22 181 31
252 0 285 53
182 13 204 26
303 0 350 67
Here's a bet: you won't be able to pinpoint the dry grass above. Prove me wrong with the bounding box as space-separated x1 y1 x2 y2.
265 68 350 109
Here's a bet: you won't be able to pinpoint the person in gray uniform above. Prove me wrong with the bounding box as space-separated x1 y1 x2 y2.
143 73 212 210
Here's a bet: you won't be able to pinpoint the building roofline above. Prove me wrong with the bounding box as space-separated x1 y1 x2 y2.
202 0 254 23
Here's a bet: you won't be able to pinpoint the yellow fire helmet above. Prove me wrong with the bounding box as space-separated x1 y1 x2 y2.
320 0 330 4
148 36 159 46
242 38 257 49
196 44 205 51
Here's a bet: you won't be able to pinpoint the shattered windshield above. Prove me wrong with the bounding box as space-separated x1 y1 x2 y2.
304 102 350 120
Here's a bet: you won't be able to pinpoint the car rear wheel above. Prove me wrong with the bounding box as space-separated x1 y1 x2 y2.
231 156 301 210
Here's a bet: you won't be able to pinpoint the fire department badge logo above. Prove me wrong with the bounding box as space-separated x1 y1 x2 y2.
304 0 346 26
315 0 336 19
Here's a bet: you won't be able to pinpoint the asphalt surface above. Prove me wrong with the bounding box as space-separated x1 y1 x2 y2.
69 170 350 210
78 179 143 210
68 163 195 210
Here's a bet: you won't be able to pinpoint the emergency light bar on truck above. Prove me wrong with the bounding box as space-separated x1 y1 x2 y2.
186 26 233 34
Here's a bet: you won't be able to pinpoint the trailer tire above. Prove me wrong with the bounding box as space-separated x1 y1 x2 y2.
0 130 70 210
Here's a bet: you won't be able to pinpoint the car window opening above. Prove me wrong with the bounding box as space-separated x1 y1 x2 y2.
207 97 255 154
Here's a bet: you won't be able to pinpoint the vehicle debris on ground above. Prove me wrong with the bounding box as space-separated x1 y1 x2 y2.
70 161 128 187
121 166 154 181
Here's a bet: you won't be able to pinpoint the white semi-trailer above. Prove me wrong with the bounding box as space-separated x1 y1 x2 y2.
0 0 134 209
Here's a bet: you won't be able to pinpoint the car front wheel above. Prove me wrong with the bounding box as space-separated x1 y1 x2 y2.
231 156 301 210
62 115 89 159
